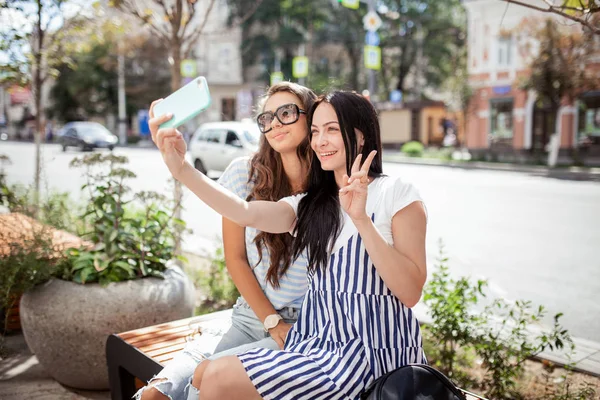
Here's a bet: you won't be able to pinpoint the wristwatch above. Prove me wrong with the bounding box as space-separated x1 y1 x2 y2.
263 314 283 332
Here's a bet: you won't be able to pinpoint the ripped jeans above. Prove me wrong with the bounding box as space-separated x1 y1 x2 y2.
135 297 299 400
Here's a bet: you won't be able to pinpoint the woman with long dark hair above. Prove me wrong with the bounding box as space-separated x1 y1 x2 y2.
150 91 427 400
139 82 316 400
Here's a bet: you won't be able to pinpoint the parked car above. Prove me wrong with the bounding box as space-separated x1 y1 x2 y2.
57 122 118 151
189 121 260 175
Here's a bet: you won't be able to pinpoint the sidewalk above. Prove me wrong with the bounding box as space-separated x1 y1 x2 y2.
2 305 598 400
382 152 600 182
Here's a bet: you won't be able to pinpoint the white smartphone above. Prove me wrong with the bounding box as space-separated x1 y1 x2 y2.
154 76 212 129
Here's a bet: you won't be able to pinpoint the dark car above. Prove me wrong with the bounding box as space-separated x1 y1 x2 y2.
58 122 118 151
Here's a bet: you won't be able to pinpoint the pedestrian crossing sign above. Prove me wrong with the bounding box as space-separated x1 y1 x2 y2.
292 56 309 78
364 45 381 70
270 72 284 86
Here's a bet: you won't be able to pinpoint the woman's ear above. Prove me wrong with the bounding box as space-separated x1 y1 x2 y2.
355 128 365 148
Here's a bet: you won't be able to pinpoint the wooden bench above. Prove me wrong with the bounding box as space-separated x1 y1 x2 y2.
105 309 232 400
106 309 487 400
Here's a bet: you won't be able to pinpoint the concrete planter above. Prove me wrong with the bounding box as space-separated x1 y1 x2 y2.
20 265 195 390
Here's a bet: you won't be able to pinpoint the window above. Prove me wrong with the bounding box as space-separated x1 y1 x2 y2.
578 95 600 138
225 131 240 146
243 126 260 145
490 99 514 143
206 130 222 143
497 37 513 67
195 130 207 142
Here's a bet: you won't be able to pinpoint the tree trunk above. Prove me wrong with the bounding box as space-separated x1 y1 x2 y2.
170 43 183 256
347 44 359 91
33 0 44 217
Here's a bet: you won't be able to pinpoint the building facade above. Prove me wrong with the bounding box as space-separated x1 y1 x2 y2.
463 0 600 163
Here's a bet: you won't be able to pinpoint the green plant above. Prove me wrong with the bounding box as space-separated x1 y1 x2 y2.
401 141 424 157
196 246 239 315
4 183 86 235
474 300 573 399
59 153 187 285
422 241 486 384
0 216 63 333
423 240 576 399
0 154 17 208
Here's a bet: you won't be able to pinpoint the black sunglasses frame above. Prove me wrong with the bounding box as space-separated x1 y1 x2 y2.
256 103 306 134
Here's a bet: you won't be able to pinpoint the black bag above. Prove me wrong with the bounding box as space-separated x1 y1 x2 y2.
360 364 467 400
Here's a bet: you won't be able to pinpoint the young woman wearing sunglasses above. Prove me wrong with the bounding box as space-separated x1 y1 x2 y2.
139 82 316 400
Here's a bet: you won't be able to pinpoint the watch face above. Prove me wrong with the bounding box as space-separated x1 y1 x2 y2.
264 314 282 330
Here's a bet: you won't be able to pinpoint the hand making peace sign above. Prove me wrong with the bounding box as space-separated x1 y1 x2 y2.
339 150 377 221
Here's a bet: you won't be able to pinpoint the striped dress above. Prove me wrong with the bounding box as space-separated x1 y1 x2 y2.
237 176 427 400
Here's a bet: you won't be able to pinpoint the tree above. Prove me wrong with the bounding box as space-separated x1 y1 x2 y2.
109 0 263 254
109 0 218 255
0 0 85 213
312 2 366 91
378 0 466 100
500 0 600 35
48 22 171 123
518 17 600 164
227 0 325 85
443 45 472 147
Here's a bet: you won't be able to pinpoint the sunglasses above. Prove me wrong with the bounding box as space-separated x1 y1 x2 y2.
256 103 306 134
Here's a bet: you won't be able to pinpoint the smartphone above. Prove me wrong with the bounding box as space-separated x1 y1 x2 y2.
154 76 211 129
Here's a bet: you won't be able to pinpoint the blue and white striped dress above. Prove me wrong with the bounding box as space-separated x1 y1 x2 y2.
237 176 427 400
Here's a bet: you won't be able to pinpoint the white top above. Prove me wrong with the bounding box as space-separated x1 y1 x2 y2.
279 175 425 253
218 157 309 310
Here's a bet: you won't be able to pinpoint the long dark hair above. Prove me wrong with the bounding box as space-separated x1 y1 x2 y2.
247 82 316 287
293 91 383 273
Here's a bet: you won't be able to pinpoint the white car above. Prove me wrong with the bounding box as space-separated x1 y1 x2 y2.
189 121 260 176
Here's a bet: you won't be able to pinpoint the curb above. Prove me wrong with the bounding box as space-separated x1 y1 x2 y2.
382 154 600 179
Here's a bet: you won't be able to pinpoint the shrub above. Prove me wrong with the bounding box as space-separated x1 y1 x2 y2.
401 141 424 157
423 241 486 385
423 240 575 399
58 153 188 285
196 246 239 315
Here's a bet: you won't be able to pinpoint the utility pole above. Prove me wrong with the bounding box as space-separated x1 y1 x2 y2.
367 0 377 100
298 44 306 86
118 48 127 146
414 22 424 102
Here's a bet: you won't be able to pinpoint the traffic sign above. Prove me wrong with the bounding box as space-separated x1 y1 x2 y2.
364 45 381 70
180 59 197 78
365 31 380 46
292 56 309 78
363 11 382 32
390 90 403 103
341 0 359 9
270 72 284 86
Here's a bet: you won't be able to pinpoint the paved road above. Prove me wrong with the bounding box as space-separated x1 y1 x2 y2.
3 142 600 342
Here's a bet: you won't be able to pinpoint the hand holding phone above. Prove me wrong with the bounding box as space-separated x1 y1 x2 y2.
153 76 211 129
148 107 188 181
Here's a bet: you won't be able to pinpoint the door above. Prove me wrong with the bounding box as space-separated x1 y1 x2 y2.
203 129 226 171
220 130 246 171
532 103 556 154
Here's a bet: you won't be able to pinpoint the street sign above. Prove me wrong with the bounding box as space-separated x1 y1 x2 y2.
363 11 382 32
364 45 381 70
390 90 402 103
292 56 309 78
270 72 284 86
365 31 380 46
341 0 359 9
180 59 197 78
